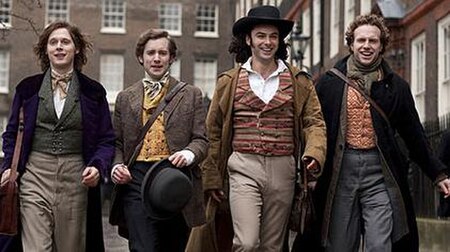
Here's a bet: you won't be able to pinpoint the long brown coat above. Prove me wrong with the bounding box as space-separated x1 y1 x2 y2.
110 77 209 235
197 65 327 251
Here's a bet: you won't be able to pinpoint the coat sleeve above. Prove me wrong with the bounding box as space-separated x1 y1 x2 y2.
299 74 327 172
201 75 228 191
1 91 23 172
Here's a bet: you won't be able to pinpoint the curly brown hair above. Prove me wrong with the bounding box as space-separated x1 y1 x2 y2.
345 14 390 54
34 21 92 72
228 27 289 64
135 29 177 65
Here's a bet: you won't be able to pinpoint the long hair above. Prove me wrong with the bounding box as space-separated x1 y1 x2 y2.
135 28 177 65
345 14 390 54
34 21 92 72
228 27 289 64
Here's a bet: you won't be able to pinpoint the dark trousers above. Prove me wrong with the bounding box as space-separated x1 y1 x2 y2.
123 161 190 252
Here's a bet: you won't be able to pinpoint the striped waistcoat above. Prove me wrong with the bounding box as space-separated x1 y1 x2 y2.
232 70 294 156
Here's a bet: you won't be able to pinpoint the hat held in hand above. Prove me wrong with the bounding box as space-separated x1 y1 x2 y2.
141 158 193 220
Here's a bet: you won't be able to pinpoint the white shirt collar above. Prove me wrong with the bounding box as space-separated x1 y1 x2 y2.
242 57 287 76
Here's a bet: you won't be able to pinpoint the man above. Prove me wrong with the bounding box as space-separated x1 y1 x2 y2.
313 14 450 252
1 21 114 251
110 29 208 251
202 5 327 251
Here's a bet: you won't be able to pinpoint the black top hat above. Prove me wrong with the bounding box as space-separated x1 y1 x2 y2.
232 5 294 39
141 158 193 220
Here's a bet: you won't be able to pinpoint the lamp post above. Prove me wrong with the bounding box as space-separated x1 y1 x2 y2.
290 22 310 70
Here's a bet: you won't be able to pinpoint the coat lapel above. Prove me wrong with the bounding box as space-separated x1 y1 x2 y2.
164 77 184 122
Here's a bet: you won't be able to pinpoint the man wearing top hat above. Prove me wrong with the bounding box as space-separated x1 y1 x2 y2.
109 28 209 251
201 5 327 251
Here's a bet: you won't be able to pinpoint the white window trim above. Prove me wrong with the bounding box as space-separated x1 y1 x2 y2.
344 0 355 39
302 8 311 70
0 0 12 29
0 50 10 94
194 58 217 99
438 14 450 117
45 0 70 24
170 60 181 81
329 0 339 58
360 0 371 15
100 54 124 105
159 3 182 37
194 4 219 38
313 0 321 65
411 33 426 122
100 0 126 34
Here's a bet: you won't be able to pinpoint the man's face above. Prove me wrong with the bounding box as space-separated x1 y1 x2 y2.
139 37 173 80
246 24 279 63
350 24 382 66
47 28 78 73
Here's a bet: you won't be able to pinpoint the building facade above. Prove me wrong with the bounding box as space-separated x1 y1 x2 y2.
0 0 236 158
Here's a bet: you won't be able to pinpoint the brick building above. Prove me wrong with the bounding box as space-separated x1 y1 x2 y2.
0 0 236 158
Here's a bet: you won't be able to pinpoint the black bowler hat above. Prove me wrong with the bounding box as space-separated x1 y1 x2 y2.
141 158 193 220
232 5 294 39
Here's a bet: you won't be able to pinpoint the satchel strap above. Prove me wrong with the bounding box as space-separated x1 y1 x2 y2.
329 68 391 127
127 82 188 167
9 107 24 182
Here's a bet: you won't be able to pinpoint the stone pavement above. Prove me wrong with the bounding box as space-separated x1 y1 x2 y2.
102 199 128 252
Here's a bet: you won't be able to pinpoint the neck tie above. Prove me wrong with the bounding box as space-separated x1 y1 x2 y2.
51 71 73 99
142 72 169 99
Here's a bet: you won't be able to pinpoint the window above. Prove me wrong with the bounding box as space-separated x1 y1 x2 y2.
360 0 372 15
0 0 12 28
329 0 340 58
313 0 321 65
344 0 355 35
195 4 218 38
0 115 7 158
46 0 69 24
100 54 124 104
101 0 126 33
159 3 182 36
411 33 426 122
194 58 217 99
170 60 181 81
438 15 450 117
0 50 10 94
302 8 311 70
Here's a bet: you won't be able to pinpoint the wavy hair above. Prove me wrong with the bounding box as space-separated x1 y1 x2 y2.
345 14 390 54
135 28 177 65
228 27 289 64
34 21 92 72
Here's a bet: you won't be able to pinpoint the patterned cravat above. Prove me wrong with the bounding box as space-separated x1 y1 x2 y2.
142 71 169 99
51 70 73 99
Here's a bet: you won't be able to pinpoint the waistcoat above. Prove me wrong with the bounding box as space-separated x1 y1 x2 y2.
31 71 83 155
232 70 294 156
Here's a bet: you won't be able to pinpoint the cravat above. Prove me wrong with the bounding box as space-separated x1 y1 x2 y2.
142 71 169 99
51 70 73 99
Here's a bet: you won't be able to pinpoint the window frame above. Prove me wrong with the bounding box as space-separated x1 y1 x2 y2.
159 3 182 36
0 50 10 94
0 0 12 29
410 33 426 122
100 0 126 34
194 57 217 99
194 4 219 38
46 0 70 24
100 53 124 105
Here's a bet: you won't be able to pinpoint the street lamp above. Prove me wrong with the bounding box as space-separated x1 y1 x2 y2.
290 22 310 70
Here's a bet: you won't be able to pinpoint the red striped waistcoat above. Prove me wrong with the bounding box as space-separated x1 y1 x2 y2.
232 69 294 156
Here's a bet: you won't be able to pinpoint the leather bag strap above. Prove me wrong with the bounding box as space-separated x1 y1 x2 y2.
9 107 24 182
126 82 187 167
329 67 391 126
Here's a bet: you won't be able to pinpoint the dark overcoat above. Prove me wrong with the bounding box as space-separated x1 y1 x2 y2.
109 77 209 237
0 71 115 252
313 56 447 252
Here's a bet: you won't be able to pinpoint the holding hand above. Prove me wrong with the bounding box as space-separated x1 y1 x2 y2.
438 178 450 198
0 169 17 187
111 164 132 184
82 166 100 187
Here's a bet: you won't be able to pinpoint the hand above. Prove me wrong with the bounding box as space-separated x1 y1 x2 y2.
168 152 189 168
437 178 450 198
207 189 226 203
0 168 18 185
303 157 319 173
112 164 132 184
82 166 100 187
